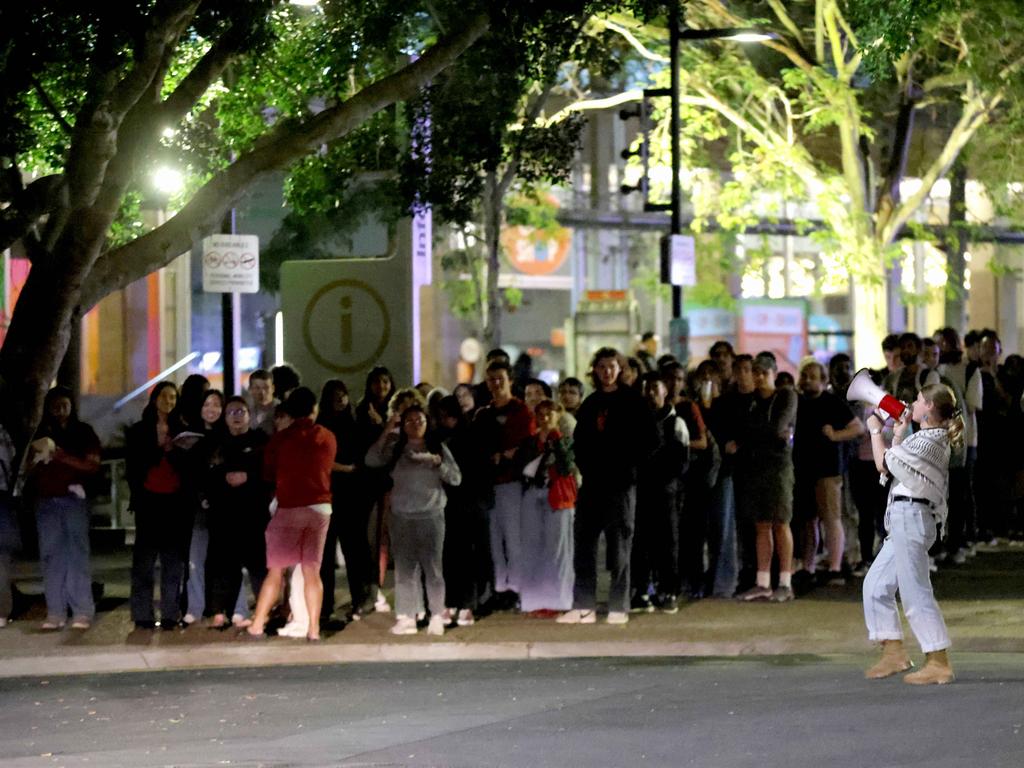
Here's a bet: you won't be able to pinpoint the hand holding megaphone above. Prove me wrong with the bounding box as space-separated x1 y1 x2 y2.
892 407 913 440
846 368 907 419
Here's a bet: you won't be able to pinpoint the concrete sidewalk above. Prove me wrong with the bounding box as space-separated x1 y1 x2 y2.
1 545 1022 679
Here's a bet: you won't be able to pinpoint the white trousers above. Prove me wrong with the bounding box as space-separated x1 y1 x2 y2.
863 500 951 653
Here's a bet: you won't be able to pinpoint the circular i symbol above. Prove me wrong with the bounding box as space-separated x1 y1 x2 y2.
302 279 391 373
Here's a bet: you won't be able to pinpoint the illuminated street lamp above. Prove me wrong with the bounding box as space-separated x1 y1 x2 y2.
658 10 775 351
151 166 184 198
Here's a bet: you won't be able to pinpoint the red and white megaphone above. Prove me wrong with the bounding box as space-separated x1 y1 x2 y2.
846 368 907 419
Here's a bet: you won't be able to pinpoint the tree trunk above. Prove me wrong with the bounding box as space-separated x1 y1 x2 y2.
944 159 968 330
0 207 112 455
482 171 503 349
0 264 83 449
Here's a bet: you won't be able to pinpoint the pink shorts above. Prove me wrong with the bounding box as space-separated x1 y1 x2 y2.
265 506 331 568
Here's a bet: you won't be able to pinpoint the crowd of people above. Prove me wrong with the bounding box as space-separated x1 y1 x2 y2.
1 325 1021 649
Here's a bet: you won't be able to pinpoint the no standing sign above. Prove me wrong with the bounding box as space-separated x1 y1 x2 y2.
202 234 260 293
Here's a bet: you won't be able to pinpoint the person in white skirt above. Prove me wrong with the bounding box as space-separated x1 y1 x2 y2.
863 383 963 685
518 400 576 617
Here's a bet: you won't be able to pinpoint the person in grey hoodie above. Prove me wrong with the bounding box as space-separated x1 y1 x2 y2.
366 404 461 636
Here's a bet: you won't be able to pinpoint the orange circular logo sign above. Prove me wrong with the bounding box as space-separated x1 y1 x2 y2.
501 225 572 276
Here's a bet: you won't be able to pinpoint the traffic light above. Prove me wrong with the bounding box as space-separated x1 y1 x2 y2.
618 100 649 202
618 90 670 212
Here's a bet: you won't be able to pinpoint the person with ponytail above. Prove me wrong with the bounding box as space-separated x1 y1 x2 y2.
862 383 964 685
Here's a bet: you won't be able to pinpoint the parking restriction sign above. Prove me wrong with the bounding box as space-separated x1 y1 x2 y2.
202 234 259 293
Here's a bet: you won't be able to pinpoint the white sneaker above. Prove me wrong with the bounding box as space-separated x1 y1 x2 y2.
0 617 8 628
374 592 391 613
183 613 197 625
606 611 629 625
277 621 309 638
456 609 475 627
556 609 596 624
390 615 418 635
416 611 426 622
426 615 445 636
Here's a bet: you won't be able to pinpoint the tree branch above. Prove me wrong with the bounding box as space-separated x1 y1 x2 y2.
766 0 806 50
597 17 668 62
879 94 997 245
108 0 200 117
702 0 816 72
0 175 65 255
80 13 491 310
160 29 246 123
30 76 73 135
62 0 198 211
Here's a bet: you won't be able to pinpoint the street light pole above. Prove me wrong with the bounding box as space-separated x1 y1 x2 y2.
669 2 682 319
662 22 775 325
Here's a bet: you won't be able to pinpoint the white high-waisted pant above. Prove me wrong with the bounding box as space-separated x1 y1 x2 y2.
863 499 951 653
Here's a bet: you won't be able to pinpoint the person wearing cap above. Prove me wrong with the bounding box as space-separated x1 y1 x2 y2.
735 352 798 602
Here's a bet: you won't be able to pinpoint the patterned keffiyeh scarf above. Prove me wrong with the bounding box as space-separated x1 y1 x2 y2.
885 428 951 531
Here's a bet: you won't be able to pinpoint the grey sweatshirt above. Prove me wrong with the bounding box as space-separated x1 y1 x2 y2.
365 434 462 517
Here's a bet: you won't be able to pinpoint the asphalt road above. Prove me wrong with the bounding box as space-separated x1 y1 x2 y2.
1 655 1022 768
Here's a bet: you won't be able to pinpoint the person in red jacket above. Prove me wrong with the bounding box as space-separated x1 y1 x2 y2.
247 387 337 641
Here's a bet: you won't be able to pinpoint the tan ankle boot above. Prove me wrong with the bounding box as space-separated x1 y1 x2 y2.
904 649 954 685
865 640 913 679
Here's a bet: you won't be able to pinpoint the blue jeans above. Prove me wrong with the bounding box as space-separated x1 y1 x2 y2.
707 475 738 598
188 522 249 619
35 495 95 621
187 523 208 618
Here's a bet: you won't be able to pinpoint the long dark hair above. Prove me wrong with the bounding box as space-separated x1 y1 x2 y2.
200 389 226 433
318 379 353 422
436 395 467 430
38 386 80 437
358 366 393 409
172 373 210 430
142 381 179 426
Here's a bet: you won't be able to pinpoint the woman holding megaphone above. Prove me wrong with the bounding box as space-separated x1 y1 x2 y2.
859 382 963 685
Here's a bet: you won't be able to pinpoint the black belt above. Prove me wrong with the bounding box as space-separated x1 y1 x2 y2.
892 495 935 509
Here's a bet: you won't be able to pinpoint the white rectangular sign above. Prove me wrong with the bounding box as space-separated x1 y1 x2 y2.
202 234 259 293
669 234 696 287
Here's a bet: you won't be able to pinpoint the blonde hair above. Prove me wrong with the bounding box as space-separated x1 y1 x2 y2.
388 387 427 419
920 382 964 449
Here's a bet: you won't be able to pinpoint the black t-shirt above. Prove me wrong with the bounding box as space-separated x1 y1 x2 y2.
708 390 754 476
574 387 658 489
794 391 855 479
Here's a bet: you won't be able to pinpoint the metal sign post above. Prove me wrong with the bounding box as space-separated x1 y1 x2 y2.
202 233 259 395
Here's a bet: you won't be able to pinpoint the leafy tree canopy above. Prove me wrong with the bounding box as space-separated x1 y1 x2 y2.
0 0 625 449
